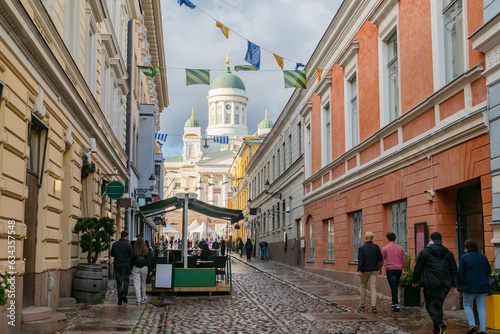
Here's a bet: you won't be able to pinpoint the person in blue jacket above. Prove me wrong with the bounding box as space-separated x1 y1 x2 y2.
458 239 491 334
244 238 253 262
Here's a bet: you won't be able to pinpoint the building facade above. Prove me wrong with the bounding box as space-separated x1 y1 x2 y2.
294 0 492 300
0 0 154 331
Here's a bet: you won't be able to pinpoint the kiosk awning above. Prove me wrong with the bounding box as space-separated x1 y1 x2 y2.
139 197 244 224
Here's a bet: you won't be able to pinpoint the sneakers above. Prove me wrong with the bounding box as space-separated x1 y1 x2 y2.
141 297 147 304
122 296 128 304
390 304 400 312
357 304 365 311
136 301 141 305
439 323 446 334
371 307 377 313
466 326 477 334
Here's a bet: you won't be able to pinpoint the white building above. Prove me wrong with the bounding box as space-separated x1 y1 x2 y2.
164 59 269 208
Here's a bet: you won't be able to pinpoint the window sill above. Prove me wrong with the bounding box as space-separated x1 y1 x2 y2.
323 260 335 264
287 224 292 229
306 260 315 263
347 261 358 265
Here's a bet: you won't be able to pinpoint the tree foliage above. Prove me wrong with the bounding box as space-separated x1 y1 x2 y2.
74 217 115 264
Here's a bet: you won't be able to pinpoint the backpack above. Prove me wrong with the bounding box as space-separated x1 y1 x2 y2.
135 249 147 268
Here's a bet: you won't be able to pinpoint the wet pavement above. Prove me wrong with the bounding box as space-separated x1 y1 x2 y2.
58 255 500 333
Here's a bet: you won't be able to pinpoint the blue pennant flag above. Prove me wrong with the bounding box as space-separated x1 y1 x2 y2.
213 136 229 144
231 187 238 193
295 63 306 70
177 0 196 9
155 133 168 142
245 41 261 69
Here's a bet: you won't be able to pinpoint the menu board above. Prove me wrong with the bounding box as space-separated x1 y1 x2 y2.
155 264 173 288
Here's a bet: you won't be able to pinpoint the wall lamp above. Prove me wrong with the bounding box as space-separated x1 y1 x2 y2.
134 174 157 197
424 190 435 201
264 180 281 200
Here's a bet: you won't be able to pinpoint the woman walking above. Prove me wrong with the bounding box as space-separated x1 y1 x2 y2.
458 239 491 334
245 238 253 262
131 237 151 305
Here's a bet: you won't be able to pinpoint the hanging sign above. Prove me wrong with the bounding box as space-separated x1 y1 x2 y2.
106 180 125 200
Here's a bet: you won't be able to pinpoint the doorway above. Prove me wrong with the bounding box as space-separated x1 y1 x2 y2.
456 183 484 259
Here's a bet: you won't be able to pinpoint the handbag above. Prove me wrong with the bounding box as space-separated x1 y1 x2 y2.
489 275 499 291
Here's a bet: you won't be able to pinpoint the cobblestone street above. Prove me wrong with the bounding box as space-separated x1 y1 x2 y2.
60 256 500 334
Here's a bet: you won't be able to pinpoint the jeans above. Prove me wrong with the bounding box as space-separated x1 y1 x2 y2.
131 266 148 303
464 293 487 332
246 250 251 260
260 247 267 260
386 269 402 306
114 265 130 302
424 289 449 326
360 271 378 307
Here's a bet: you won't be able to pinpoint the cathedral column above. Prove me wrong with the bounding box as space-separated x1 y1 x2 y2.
222 173 228 208
208 173 214 204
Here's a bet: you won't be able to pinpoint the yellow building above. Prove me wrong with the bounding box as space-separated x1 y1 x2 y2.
0 0 166 331
228 136 262 246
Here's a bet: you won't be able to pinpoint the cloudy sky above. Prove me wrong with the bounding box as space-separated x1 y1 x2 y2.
159 0 342 159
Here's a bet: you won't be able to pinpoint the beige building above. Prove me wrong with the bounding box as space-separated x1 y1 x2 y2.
0 0 166 332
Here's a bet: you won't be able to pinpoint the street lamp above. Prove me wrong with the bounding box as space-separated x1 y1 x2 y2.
134 174 157 197
264 180 281 199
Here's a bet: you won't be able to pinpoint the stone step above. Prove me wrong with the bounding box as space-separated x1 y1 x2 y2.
22 313 66 334
22 307 52 322
56 305 86 313
57 297 77 308
22 313 67 334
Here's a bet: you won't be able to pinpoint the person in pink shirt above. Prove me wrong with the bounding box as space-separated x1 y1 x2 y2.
380 232 407 312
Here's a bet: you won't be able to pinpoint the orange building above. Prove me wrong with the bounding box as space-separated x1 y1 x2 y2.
298 0 494 301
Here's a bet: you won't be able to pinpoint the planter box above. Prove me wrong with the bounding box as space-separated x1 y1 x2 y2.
486 294 500 330
400 285 420 307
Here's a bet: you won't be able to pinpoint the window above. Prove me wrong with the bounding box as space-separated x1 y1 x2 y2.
267 161 270 182
272 156 275 182
387 32 399 122
101 56 110 121
174 182 181 188
217 113 222 124
309 223 314 261
443 0 464 83
289 134 292 166
326 218 334 261
242 113 245 124
85 10 98 93
282 142 286 171
27 117 48 174
305 124 311 177
235 105 239 111
272 206 276 230
297 122 302 155
282 201 286 228
391 200 408 253
349 76 358 148
234 113 239 124
263 215 266 234
0 80 4 102
217 105 222 110
323 103 332 165
225 113 230 124
277 203 280 228
352 210 363 261
277 149 281 176
485 0 500 22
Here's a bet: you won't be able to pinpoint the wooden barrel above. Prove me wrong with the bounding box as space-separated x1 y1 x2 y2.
72 264 103 303
101 264 109 298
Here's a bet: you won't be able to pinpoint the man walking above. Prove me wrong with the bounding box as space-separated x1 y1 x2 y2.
259 240 268 260
220 237 226 256
412 232 458 334
111 230 133 305
227 236 232 253
381 232 407 312
244 237 253 262
358 231 382 313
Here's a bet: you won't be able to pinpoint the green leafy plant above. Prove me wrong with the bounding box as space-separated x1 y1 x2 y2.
399 254 416 287
0 266 13 311
74 217 115 264
81 155 96 179
489 256 500 295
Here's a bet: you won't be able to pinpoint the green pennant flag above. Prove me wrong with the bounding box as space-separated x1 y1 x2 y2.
284 70 306 89
234 65 259 72
186 69 210 85
137 66 160 80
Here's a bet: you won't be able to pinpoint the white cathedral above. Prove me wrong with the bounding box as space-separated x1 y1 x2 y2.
163 57 273 207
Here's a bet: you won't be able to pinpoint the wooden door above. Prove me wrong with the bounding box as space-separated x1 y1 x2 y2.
23 171 38 307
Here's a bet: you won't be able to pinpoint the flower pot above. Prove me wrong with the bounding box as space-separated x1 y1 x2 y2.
72 264 104 304
400 285 420 307
486 294 500 329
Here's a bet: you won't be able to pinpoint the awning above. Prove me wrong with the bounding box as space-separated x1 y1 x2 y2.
139 197 243 224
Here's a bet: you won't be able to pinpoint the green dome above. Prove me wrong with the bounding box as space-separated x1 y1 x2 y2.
258 112 273 129
210 67 246 91
185 111 200 127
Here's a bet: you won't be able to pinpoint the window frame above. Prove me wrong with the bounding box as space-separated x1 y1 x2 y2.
352 210 363 261
309 223 314 261
326 218 334 261
443 0 464 83
391 200 408 253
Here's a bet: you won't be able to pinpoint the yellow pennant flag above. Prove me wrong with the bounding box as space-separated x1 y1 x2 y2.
273 54 284 70
216 21 229 39
316 68 323 83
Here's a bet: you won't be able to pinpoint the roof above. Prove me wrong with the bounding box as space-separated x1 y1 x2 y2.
164 155 183 162
140 197 243 224
185 110 200 127
203 149 235 159
210 67 246 91
258 110 273 129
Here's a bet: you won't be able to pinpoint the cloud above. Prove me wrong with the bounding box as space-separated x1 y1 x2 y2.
159 0 341 158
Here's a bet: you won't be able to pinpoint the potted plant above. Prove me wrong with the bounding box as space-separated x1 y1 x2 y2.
1 265 14 311
81 155 96 179
486 266 500 329
72 217 115 303
399 254 420 307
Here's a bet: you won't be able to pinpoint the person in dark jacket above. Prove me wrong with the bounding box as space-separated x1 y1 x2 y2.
458 239 491 334
412 232 458 334
110 230 133 305
220 238 226 256
238 238 244 258
200 243 212 261
357 231 382 313
244 238 253 261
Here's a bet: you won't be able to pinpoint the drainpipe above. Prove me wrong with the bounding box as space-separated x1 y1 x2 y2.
47 272 54 309
124 19 134 231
